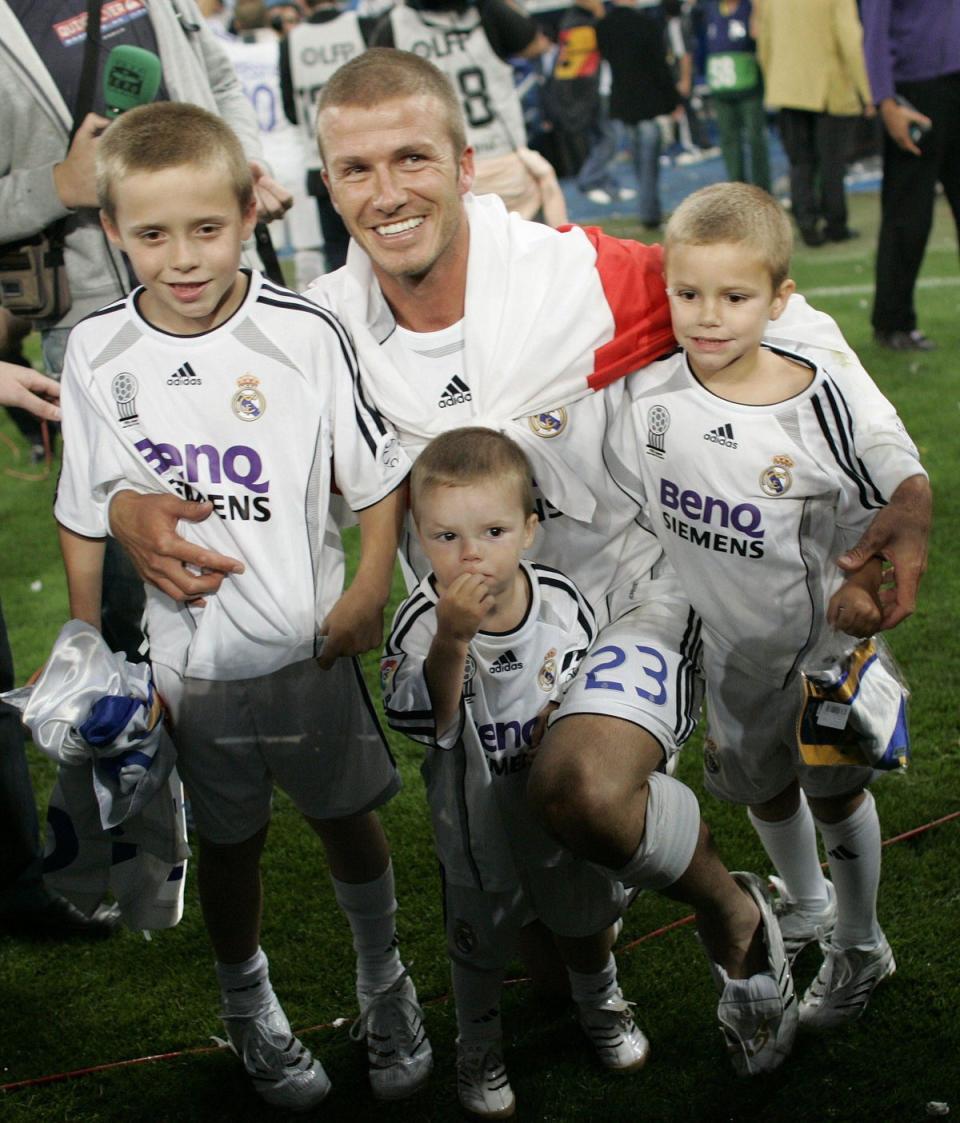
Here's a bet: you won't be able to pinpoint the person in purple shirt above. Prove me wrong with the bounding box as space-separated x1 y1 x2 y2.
860 0 960 351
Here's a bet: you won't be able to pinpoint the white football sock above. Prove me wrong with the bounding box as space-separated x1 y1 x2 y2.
216 946 272 1016
567 953 619 1009
331 862 404 995
451 961 506 1045
815 790 883 950
749 792 830 911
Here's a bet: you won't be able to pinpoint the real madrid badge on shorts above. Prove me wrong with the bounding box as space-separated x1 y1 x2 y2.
796 636 910 772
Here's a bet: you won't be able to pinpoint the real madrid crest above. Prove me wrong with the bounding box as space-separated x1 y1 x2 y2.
232 373 266 422
538 648 558 692
759 454 794 497
528 408 567 438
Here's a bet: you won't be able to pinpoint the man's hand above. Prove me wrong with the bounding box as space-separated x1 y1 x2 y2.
317 580 386 669
837 474 931 629
879 96 931 157
0 363 61 421
108 491 244 603
249 161 294 221
52 113 111 209
436 573 492 643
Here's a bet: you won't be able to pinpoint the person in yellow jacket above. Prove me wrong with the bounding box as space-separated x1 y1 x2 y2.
755 0 874 245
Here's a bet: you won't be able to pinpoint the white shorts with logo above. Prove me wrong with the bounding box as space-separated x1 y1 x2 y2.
700 646 875 806
443 860 626 970
555 574 704 762
153 656 400 845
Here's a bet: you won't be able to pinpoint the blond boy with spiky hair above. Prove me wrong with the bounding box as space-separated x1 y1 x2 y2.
605 182 925 1043
55 101 432 1111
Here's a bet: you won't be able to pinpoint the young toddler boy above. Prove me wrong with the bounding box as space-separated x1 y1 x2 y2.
381 427 647 1119
54 102 432 1110
603 182 925 1040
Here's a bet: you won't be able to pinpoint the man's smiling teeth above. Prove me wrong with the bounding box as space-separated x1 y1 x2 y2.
376 216 424 236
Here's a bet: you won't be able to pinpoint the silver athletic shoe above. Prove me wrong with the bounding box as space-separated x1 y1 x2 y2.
799 932 896 1029
222 991 331 1112
709 871 798 1077
456 1039 515 1119
578 988 650 1073
351 969 433 1100
769 875 838 962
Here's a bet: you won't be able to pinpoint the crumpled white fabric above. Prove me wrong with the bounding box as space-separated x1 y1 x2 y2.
2 621 189 930
4 619 174 828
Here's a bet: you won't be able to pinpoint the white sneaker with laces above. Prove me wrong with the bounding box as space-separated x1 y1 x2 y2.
222 991 331 1111
769 875 838 962
456 1039 515 1119
799 933 896 1029
351 969 433 1100
708 871 798 1077
585 188 613 206
578 988 649 1073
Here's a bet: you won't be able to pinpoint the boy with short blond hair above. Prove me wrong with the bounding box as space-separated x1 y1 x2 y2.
55 102 432 1111
382 427 646 1119
605 182 925 1035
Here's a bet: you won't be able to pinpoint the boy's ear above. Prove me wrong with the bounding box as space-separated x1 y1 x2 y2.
768 277 796 322
100 209 123 249
241 195 258 240
523 512 538 549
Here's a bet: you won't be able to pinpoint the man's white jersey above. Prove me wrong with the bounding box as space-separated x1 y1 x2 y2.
603 346 923 686
56 271 408 681
287 13 367 171
389 4 527 159
381 320 663 621
381 561 596 890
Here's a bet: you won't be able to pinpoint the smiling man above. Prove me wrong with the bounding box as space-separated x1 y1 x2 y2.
107 50 931 1079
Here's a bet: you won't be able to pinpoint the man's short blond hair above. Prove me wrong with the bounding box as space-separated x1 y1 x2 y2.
97 102 254 221
316 48 467 159
665 183 793 288
412 428 534 520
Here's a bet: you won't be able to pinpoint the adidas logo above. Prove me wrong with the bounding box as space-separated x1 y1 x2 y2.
489 650 523 674
438 375 471 408
167 361 202 387
703 422 737 448
827 845 859 861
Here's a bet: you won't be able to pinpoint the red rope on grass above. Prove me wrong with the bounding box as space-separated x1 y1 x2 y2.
3 807 957 1095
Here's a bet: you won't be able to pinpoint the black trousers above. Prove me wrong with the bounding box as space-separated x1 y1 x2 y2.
873 70 960 334
777 108 855 238
0 601 44 909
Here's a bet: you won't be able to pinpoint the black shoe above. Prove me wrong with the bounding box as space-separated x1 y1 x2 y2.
826 228 859 242
799 228 826 247
0 893 122 940
873 329 937 352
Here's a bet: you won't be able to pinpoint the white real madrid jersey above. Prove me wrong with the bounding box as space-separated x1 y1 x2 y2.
287 13 367 171
603 346 923 685
382 561 596 890
56 271 409 681
383 334 664 624
389 4 527 159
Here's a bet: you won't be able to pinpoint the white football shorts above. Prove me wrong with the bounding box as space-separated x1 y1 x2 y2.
153 656 400 845
443 860 626 970
699 644 875 807
556 574 704 762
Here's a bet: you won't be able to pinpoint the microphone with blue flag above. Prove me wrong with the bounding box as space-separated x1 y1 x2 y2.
103 44 162 117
